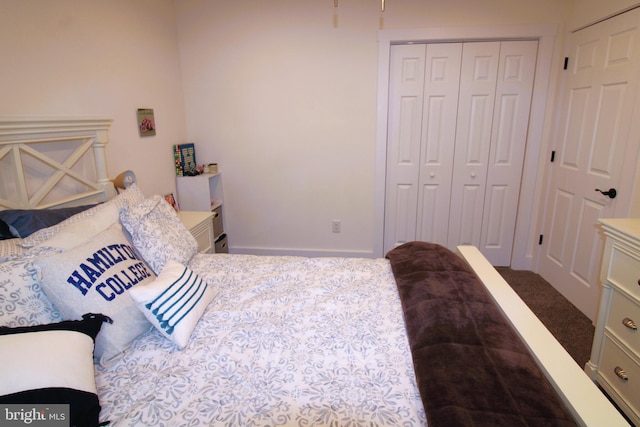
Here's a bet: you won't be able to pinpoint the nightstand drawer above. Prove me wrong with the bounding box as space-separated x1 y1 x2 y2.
607 291 640 354
191 220 214 253
598 335 640 417
608 246 640 298
177 211 214 254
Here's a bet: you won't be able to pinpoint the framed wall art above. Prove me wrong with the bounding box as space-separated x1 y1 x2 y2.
137 108 156 136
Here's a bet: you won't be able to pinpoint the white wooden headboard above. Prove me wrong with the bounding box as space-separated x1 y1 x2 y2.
0 117 117 210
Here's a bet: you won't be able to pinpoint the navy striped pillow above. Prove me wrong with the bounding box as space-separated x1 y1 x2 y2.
128 260 215 348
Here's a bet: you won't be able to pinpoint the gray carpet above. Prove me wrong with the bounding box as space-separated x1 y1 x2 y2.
496 267 595 369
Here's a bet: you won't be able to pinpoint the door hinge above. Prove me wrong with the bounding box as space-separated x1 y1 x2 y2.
563 57 569 70
539 234 544 245
550 150 556 162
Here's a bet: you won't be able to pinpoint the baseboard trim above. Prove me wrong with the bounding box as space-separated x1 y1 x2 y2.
230 246 375 259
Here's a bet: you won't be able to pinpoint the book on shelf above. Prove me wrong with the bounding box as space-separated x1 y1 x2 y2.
173 143 197 176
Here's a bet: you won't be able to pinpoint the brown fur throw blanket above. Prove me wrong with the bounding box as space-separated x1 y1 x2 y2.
386 242 575 426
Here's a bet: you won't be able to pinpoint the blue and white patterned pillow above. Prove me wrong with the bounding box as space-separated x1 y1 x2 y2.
128 259 215 348
0 247 63 327
119 196 198 275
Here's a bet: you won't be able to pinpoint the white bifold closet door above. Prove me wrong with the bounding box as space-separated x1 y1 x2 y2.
384 40 537 265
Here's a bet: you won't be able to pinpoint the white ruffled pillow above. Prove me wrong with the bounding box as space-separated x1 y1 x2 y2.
129 260 215 348
34 204 120 251
20 183 145 248
119 196 198 275
0 239 28 260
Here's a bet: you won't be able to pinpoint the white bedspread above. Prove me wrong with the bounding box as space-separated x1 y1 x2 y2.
95 253 426 426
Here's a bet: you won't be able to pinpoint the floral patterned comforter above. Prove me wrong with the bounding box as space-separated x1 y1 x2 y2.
95 253 427 426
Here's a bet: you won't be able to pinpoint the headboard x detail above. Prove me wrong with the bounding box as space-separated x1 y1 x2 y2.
0 117 117 211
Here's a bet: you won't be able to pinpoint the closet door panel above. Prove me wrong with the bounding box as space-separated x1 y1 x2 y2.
384 40 536 263
416 43 462 245
384 44 426 251
481 40 538 265
448 42 500 249
452 183 484 245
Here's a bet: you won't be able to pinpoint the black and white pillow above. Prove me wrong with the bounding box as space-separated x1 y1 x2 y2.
0 313 110 427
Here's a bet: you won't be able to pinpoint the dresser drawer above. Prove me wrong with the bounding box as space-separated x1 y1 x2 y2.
607 292 640 354
598 335 640 417
608 245 640 298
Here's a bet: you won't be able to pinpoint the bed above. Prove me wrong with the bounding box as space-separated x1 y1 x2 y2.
0 117 630 426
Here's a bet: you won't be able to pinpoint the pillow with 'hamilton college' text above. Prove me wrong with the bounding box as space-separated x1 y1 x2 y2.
34 224 154 362
0 313 110 427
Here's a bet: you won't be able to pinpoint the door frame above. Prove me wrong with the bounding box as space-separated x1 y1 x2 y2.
374 24 557 268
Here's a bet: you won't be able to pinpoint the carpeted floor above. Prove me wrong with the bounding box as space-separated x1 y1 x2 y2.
496 267 595 369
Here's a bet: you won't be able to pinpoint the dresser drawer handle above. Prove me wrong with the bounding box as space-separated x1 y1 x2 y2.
623 317 638 330
615 367 629 381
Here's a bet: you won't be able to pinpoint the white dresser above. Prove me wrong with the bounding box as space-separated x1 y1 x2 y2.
586 218 640 425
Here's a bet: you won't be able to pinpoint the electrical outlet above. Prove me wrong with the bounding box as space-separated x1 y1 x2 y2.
332 220 341 233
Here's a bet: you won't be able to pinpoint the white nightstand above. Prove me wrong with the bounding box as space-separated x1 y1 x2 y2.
178 211 214 254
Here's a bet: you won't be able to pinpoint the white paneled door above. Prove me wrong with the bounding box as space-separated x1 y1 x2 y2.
539 8 640 321
384 41 537 266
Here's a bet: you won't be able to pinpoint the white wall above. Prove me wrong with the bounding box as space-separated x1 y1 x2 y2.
565 0 640 30
6 0 636 261
0 0 187 198
174 0 573 257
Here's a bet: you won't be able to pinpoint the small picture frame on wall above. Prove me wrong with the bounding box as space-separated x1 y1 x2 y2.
164 193 180 213
137 108 156 136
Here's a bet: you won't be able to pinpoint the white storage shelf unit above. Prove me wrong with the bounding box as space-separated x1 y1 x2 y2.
176 173 223 212
176 173 228 253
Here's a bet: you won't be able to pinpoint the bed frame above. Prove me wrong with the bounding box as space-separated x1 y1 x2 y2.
0 117 629 426
457 246 629 426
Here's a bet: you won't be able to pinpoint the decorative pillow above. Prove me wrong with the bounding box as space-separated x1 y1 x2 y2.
0 204 96 238
0 247 64 327
120 195 198 275
0 313 109 427
34 224 154 362
129 260 215 348
34 204 120 250
20 183 145 248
